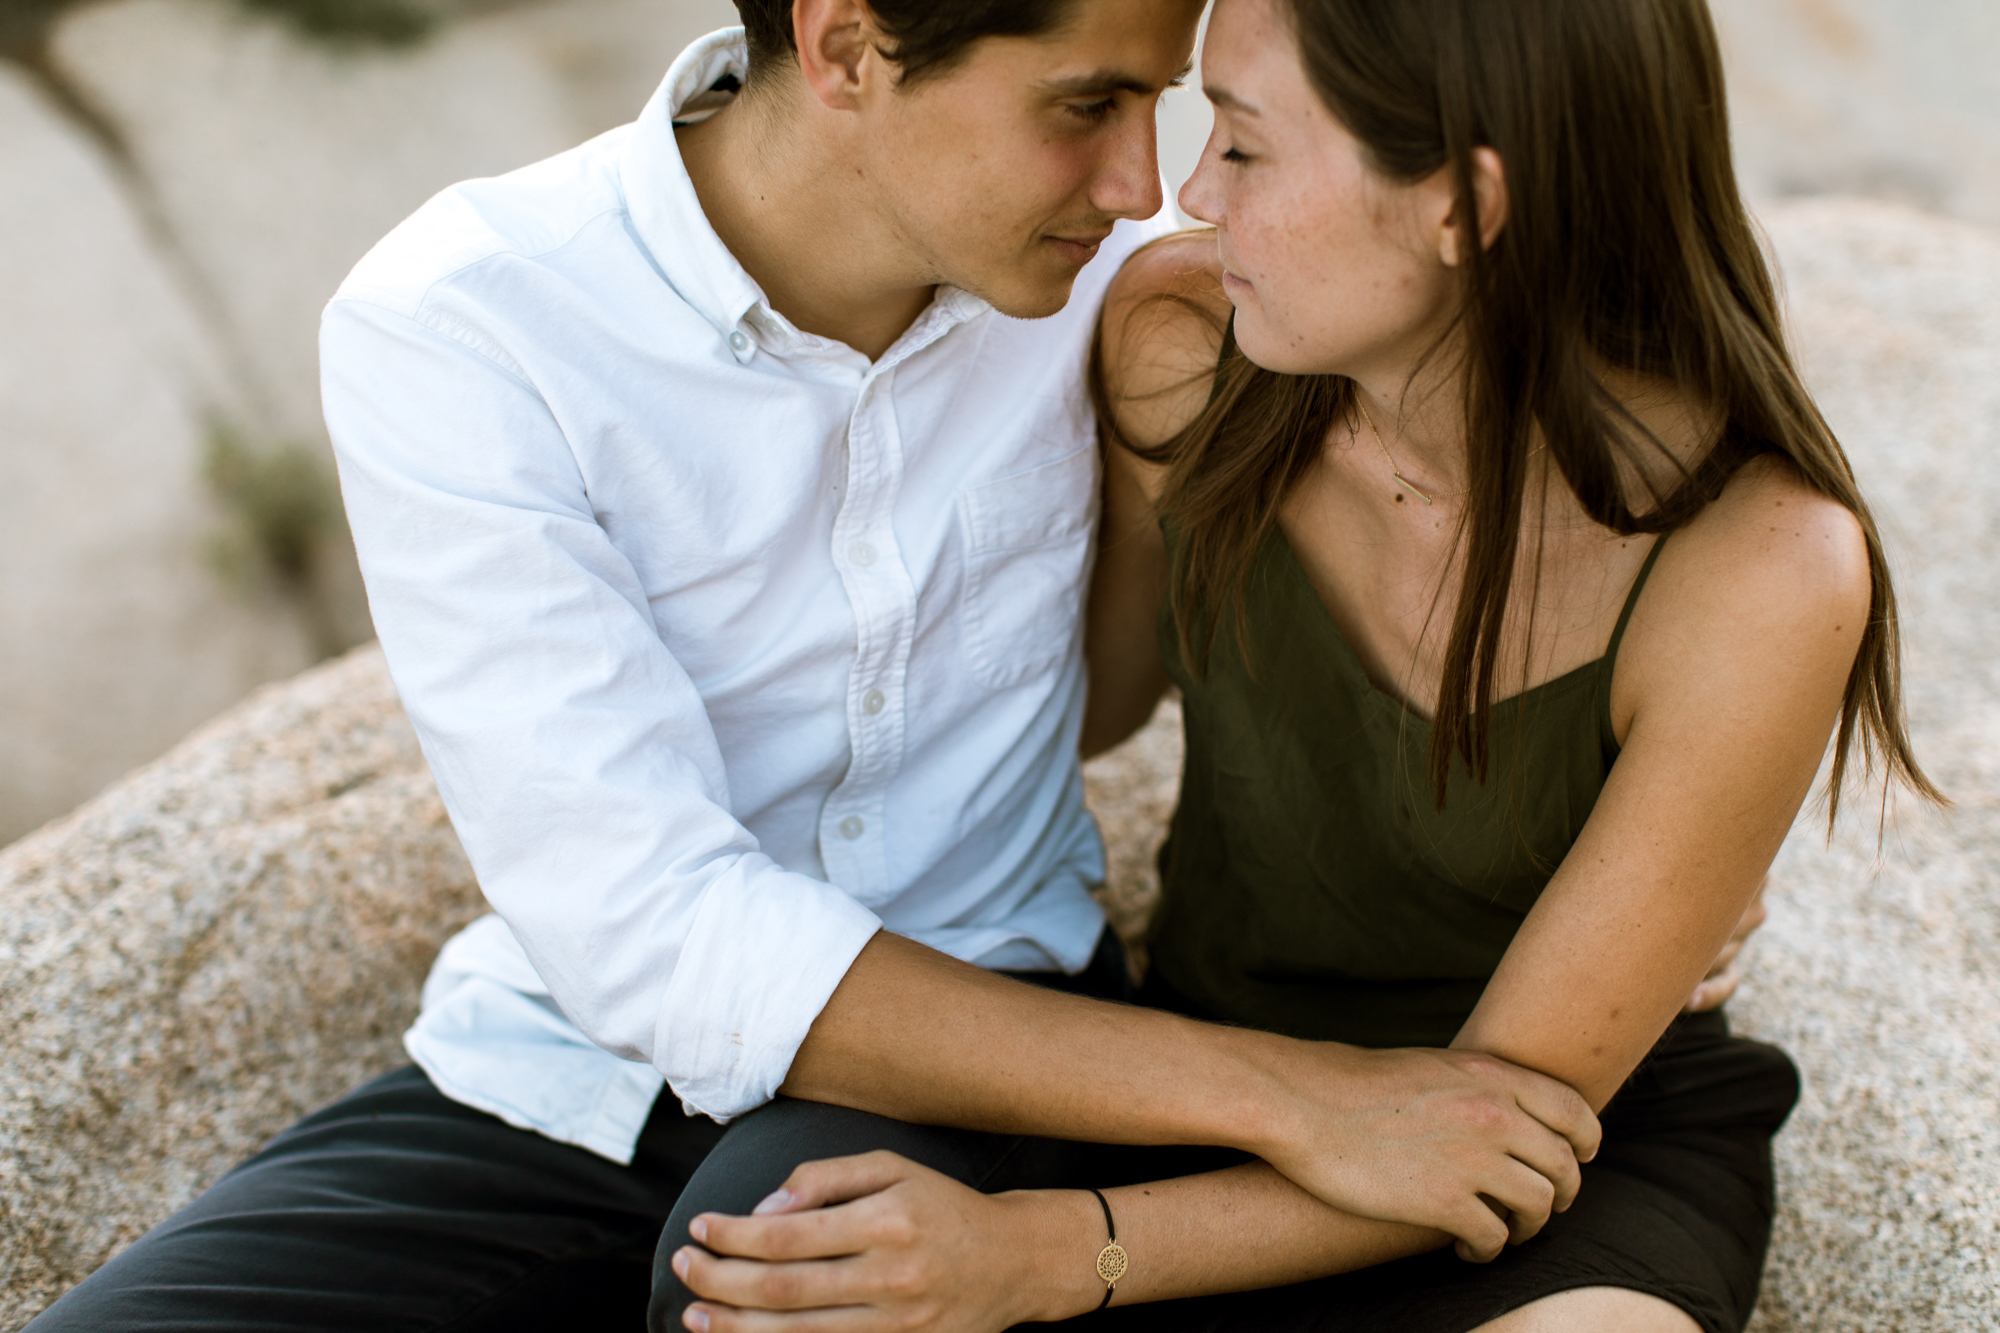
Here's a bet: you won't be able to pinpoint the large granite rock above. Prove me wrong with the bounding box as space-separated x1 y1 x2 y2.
0 0 739 844
0 61 321 847
49 0 734 448
1713 0 2000 227
1731 198 2000 1331
0 645 485 1327
0 197 1995 1328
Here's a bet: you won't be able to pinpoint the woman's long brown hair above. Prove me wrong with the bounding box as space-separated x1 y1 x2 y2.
1110 0 1938 820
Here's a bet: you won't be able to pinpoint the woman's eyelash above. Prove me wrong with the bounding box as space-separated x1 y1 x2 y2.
1066 99 1117 123
1221 147 1251 163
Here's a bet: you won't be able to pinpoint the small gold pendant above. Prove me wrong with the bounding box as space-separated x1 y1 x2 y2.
1096 1243 1129 1285
1392 472 1436 506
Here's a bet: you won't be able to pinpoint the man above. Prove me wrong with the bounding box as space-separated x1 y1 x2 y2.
30 2 1610 1328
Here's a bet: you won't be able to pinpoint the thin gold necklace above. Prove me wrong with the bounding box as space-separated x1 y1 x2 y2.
1352 397 1545 505
1353 396 1467 506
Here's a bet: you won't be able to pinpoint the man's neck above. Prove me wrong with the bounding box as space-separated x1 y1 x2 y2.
676 80 939 362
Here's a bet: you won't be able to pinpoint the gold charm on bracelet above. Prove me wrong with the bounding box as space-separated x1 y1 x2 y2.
1096 1242 1129 1286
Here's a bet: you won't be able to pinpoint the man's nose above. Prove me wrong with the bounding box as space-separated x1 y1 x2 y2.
1094 110 1166 221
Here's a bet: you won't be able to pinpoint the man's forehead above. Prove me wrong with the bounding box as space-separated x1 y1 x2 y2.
1036 59 1196 99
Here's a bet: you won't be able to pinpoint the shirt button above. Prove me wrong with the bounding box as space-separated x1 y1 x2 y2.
838 815 866 840
863 689 886 715
728 331 750 352
849 542 877 566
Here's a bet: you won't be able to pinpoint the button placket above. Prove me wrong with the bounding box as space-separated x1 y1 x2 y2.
820 367 915 900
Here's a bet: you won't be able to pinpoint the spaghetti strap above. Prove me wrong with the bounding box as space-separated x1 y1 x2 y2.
1606 533 1670 665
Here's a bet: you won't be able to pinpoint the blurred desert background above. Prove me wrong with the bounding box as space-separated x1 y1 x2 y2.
2 0 1999 846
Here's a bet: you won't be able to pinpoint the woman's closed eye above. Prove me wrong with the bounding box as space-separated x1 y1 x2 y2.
1064 98 1118 123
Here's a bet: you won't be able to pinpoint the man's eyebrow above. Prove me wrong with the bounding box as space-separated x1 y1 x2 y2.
1204 84 1261 115
1041 59 1195 98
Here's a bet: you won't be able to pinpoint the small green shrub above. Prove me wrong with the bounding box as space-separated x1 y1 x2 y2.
203 425 344 587
237 0 434 47
1 0 436 57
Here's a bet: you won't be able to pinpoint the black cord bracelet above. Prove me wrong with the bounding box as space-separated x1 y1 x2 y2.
1087 1187 1128 1310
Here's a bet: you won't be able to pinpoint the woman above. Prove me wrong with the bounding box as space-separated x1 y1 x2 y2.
667 0 1936 1328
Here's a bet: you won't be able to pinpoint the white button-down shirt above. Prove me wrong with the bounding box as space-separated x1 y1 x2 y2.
321 28 1170 1163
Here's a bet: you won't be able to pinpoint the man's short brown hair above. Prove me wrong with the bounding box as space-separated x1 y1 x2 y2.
731 0 1077 85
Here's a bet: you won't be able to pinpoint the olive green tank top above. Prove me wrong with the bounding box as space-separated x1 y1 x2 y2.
1142 523 1666 1048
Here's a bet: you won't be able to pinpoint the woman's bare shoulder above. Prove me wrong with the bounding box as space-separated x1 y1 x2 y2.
1684 454 1869 612
1628 453 1871 705
1098 230 1232 452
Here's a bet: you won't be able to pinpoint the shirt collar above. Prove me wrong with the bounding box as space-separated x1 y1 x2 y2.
620 29 992 368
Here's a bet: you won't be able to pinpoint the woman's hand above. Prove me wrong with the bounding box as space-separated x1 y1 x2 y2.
671 1151 1101 1333
1248 1043 1598 1263
1684 875 1770 1013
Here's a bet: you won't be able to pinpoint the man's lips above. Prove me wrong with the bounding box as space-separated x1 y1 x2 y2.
1047 230 1114 264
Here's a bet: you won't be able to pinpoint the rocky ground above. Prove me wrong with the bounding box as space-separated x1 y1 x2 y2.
0 197 1994 1333
0 647 487 1325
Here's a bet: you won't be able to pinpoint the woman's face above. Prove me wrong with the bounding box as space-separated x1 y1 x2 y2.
1180 0 1463 381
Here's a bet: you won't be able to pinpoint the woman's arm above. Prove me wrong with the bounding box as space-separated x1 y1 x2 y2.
1080 232 1231 758
1455 456 1869 1102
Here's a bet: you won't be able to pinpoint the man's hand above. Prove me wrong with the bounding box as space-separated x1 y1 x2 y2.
1685 874 1770 1013
1248 1043 1600 1262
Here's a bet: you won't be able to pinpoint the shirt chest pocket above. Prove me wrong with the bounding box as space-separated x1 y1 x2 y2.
956 446 1098 690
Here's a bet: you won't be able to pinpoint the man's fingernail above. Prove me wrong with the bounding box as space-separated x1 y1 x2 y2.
753 1188 793 1215
689 1216 708 1243
684 1306 710 1332
672 1247 691 1279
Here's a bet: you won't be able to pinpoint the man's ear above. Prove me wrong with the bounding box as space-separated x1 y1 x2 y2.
1438 146 1509 267
792 0 893 112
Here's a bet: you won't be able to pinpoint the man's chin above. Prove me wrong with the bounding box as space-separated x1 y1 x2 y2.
967 270 1083 322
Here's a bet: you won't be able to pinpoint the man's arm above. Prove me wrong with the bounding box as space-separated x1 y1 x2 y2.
322 297 884 1119
782 929 1594 1256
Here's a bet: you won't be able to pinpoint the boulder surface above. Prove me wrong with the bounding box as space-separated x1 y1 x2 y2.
0 646 484 1327
1 198 1996 1329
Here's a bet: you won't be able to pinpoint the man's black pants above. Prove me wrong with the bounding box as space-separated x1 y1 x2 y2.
28 937 1144 1333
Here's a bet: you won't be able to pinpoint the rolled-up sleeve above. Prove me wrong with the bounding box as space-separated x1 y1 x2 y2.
322 298 881 1119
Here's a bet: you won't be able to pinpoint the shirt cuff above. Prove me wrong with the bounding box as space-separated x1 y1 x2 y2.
656 863 883 1120
406 974 668 1164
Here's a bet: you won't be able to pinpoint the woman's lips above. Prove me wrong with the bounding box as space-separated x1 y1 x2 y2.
1222 268 1253 293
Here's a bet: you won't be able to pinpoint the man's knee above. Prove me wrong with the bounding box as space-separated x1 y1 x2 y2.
648 1097 1026 1333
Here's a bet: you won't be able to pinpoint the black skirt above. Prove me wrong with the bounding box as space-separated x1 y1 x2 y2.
1089 1009 1800 1333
